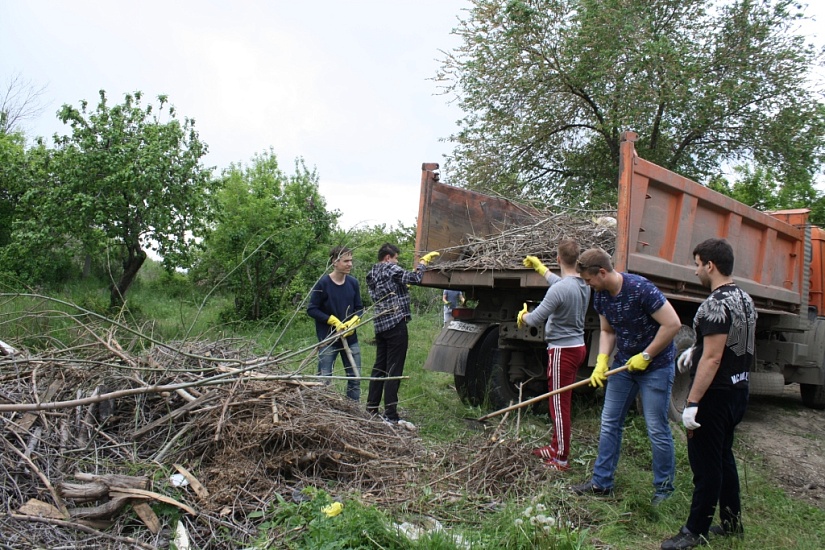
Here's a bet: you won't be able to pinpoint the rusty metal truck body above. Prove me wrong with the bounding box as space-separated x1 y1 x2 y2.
415 132 825 416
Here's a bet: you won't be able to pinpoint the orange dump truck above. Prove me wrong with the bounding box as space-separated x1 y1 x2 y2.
416 131 825 417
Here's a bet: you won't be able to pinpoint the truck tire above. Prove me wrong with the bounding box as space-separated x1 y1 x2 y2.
487 345 522 411
800 384 825 410
667 325 695 422
471 326 523 411
749 372 785 396
454 327 497 407
454 374 480 406
668 369 691 422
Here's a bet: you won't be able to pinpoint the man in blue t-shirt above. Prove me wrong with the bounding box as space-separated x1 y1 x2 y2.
571 247 681 505
307 246 363 401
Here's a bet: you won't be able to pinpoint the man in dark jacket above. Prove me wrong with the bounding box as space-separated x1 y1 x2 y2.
307 246 363 401
365 243 438 423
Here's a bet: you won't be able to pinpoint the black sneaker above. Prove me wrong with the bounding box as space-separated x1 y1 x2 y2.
570 480 613 496
661 526 706 549
382 414 400 423
709 525 743 539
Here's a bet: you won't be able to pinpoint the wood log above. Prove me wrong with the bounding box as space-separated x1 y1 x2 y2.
109 488 197 516
58 481 109 501
68 496 130 520
74 472 149 490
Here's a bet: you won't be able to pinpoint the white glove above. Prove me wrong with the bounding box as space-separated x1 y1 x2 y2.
682 403 701 430
677 347 694 374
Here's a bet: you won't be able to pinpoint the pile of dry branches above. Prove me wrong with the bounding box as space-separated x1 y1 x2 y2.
1 332 549 548
434 212 618 272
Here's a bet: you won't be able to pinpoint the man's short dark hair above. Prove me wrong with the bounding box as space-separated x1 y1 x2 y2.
377 242 400 262
575 248 614 275
693 238 734 276
329 245 352 263
558 239 581 267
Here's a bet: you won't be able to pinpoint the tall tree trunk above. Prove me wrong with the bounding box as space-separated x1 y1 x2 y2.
110 244 146 309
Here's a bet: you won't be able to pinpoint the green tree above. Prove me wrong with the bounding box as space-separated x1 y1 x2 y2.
195 151 337 321
439 0 825 207
0 131 26 248
0 135 76 286
32 90 214 307
710 162 825 226
331 223 420 309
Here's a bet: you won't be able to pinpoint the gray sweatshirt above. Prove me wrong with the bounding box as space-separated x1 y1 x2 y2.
523 271 590 347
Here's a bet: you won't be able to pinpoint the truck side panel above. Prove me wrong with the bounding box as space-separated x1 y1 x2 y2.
616 133 806 316
415 163 548 289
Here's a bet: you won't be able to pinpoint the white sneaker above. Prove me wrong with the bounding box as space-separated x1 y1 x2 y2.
396 419 416 431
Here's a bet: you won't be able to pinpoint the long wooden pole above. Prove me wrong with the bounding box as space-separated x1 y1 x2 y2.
476 364 630 422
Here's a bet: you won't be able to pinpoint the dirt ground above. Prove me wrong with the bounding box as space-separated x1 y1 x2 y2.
737 384 825 508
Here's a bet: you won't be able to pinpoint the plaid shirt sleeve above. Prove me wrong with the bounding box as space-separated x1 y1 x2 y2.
368 262 424 333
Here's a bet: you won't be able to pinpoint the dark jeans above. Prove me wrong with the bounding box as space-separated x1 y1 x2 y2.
686 388 749 537
366 321 408 420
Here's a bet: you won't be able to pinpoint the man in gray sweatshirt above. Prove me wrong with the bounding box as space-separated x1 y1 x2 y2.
519 239 590 471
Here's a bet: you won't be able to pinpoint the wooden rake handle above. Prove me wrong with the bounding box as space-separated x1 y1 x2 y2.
476 364 630 422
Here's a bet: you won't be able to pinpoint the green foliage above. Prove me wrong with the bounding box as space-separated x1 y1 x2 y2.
480 497 588 549
10 90 214 307
252 488 459 549
0 134 79 284
3 282 825 548
329 222 441 312
709 162 825 225
0 131 27 247
440 0 825 208
194 150 337 321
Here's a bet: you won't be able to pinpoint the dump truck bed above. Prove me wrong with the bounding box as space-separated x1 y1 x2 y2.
415 132 811 317
615 133 807 316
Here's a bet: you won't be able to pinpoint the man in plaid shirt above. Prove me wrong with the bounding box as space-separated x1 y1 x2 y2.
365 243 439 422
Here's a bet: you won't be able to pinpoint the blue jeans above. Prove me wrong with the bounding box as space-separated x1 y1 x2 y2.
317 340 361 401
592 365 675 497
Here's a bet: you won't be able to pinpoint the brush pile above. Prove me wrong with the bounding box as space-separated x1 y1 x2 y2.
431 212 618 272
0 332 549 549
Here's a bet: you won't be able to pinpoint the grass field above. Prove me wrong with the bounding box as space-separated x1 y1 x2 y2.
2 268 824 549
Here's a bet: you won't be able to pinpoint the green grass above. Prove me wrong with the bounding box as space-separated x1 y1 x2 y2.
3 271 825 549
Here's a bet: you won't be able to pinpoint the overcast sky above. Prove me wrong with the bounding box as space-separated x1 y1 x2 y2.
2 1 823 230
1 0 468 229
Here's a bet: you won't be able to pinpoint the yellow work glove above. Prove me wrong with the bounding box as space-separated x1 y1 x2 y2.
589 353 610 388
326 315 346 332
420 251 440 265
523 255 548 276
626 352 652 372
342 315 360 337
516 303 529 329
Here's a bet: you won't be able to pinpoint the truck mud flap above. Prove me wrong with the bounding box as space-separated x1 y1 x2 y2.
423 321 492 375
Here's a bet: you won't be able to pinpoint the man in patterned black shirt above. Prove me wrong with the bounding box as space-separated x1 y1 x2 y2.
365 243 438 423
662 238 756 550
